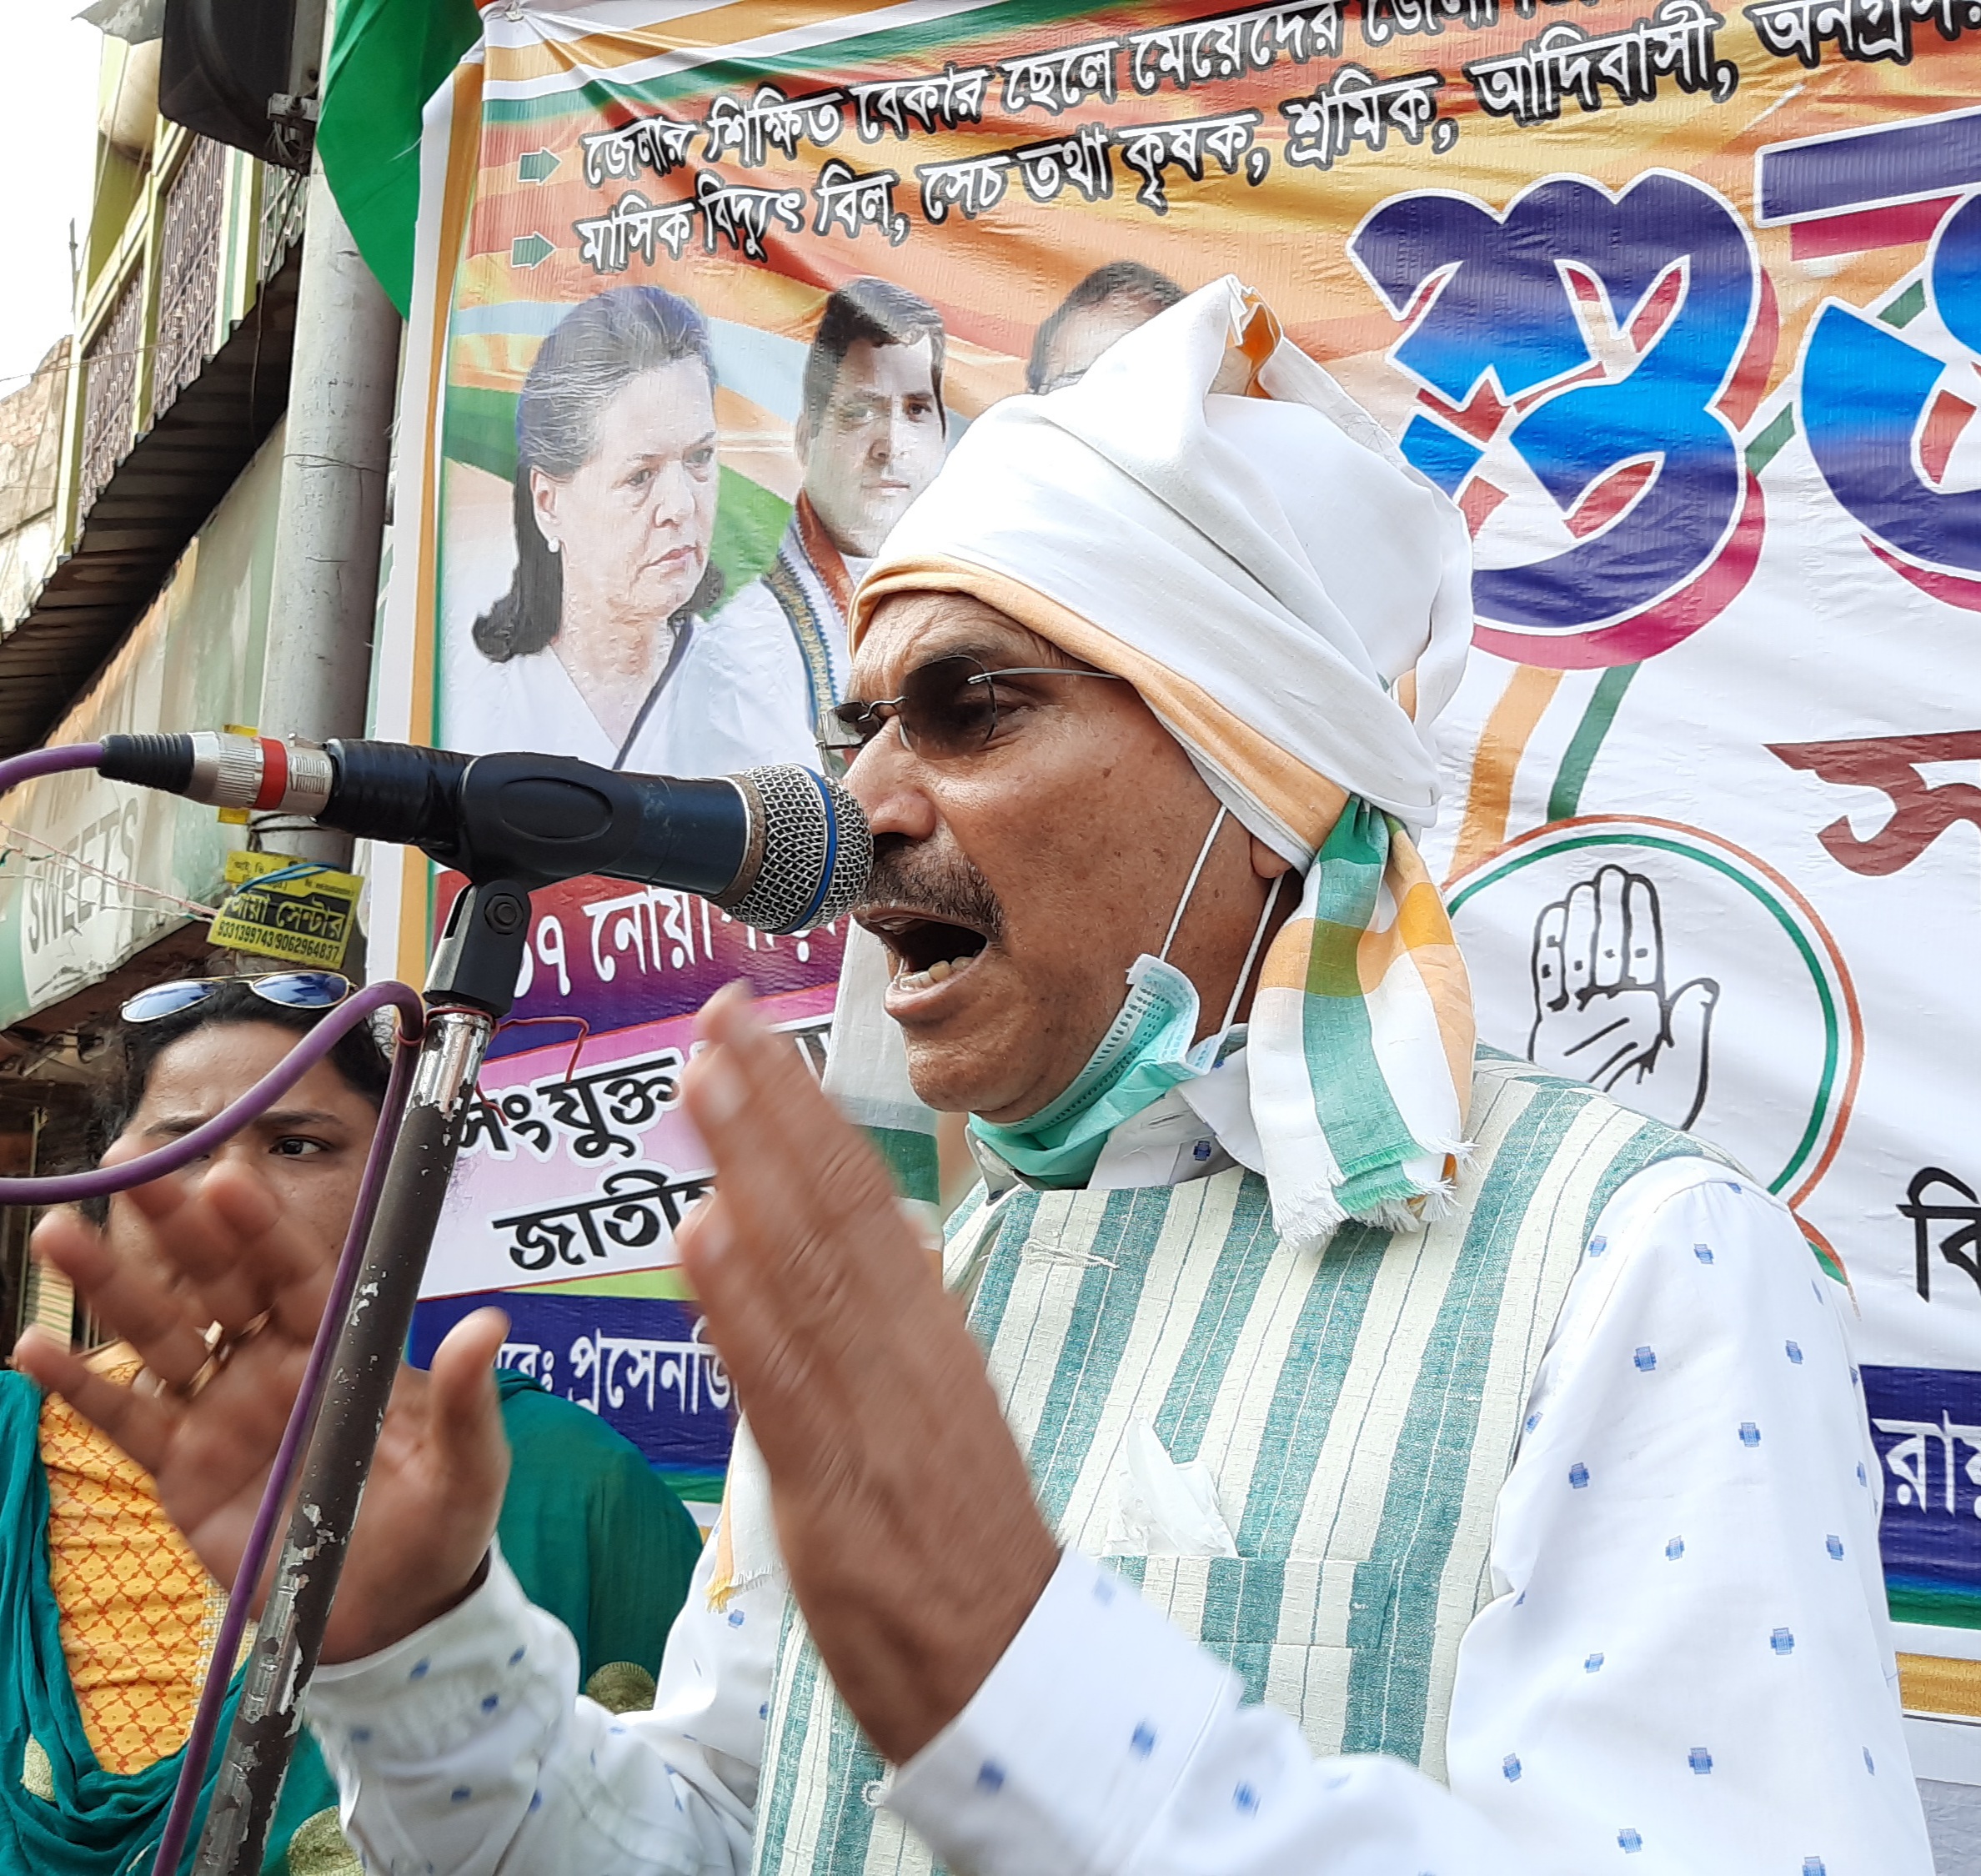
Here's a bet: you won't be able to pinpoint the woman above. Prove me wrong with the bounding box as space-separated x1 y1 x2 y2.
5 974 703 1874
449 285 819 776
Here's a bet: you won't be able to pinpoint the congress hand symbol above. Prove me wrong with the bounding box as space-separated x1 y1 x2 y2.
1528 863 1718 1131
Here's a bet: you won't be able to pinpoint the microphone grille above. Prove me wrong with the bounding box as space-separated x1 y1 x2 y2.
719 765 872 935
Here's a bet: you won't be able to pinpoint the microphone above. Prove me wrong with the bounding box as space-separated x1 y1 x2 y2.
97 733 871 935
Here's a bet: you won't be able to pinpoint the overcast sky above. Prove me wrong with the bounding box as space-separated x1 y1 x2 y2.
0 3 105 394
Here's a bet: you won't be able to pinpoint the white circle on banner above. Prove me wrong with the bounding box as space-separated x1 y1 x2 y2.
1446 816 1859 1204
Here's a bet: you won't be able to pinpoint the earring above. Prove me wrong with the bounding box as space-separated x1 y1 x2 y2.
546 538 560 554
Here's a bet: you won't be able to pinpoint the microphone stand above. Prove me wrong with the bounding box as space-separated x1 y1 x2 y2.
108 740 866 1873
191 875 534 1876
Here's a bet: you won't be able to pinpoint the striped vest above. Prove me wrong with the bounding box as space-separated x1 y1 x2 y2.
752 1054 1728 1876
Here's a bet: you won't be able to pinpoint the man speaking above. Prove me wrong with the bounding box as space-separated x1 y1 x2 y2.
23 280 1928 1874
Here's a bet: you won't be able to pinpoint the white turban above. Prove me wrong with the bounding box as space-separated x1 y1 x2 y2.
850 275 1474 861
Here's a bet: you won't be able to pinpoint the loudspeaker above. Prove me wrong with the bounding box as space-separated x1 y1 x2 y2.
158 0 327 170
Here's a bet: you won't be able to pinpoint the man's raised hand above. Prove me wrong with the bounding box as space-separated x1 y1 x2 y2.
676 984 1059 1764
12 1157 511 1663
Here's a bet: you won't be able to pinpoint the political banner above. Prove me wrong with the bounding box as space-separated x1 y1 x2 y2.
410 1290 736 1502
424 983 832 1300
368 0 1981 1598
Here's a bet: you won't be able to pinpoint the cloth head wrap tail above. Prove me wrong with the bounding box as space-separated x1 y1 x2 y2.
825 275 1477 1246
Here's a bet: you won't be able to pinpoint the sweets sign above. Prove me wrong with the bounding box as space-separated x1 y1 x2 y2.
372 0 1981 1596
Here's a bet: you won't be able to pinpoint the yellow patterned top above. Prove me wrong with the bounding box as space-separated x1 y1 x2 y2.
38 1345 226 1775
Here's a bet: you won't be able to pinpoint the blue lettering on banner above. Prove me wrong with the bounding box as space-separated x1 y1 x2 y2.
411 1292 735 1490
1755 108 1981 221
1803 183 1981 573
1350 171 1758 630
1863 1364 1981 1627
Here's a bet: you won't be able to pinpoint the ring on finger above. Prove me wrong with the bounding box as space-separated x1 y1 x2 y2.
174 1311 276 1402
178 1349 226 1402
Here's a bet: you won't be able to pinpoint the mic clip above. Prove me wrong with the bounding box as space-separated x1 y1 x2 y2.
424 878 534 1019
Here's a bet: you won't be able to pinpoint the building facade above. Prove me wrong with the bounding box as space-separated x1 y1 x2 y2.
0 28 328 1352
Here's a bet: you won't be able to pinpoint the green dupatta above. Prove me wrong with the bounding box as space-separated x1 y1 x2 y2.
0 1367 702 1876
0 1371 331 1876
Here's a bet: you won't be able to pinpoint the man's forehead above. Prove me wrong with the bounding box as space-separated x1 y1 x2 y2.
830 335 935 403
850 594 1066 692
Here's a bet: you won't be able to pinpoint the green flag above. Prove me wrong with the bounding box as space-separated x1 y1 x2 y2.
317 0 482 316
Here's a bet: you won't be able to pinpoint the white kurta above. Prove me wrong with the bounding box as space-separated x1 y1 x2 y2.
715 534 866 720
308 1125 1931 1874
441 601 820 778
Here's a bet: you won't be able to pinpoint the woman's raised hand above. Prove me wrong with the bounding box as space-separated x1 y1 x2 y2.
13 1154 512 1663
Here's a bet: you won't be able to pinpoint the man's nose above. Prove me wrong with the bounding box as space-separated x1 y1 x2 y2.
870 406 905 465
845 729 939 843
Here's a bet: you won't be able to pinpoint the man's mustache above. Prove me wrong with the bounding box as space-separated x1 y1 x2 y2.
856 835 1006 941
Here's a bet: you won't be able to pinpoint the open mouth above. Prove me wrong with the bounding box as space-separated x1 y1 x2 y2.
860 910 991 995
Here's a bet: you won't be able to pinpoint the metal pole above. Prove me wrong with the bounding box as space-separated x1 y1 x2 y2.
256 11 402 870
190 878 530 1876
190 1006 493 1874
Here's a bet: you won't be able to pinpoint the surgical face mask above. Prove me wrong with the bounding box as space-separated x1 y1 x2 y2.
970 807 1280 1187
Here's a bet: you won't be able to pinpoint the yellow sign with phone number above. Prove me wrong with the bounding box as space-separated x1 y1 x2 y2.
208 850 361 969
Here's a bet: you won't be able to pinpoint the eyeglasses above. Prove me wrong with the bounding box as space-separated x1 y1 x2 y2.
120 971 354 1025
819 654 1124 759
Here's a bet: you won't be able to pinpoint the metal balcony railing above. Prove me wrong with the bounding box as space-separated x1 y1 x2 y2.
3 136 313 764
153 136 228 420
259 161 308 283
77 274 143 522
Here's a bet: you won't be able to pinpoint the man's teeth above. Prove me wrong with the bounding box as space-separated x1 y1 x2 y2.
895 955 970 993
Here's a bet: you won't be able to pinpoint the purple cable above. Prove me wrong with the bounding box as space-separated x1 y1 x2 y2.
0 747 434 1870
0 740 105 790
143 989 424 1875
0 980 423 1205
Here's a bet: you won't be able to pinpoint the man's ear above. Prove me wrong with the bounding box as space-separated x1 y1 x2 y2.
793 411 815 477
1248 834 1295 882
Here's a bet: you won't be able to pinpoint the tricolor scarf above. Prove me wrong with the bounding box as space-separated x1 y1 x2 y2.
1251 800 1472 1239
828 276 1478 1244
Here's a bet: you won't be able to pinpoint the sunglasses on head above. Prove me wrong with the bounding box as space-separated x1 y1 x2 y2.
120 971 355 1025
818 653 1125 760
